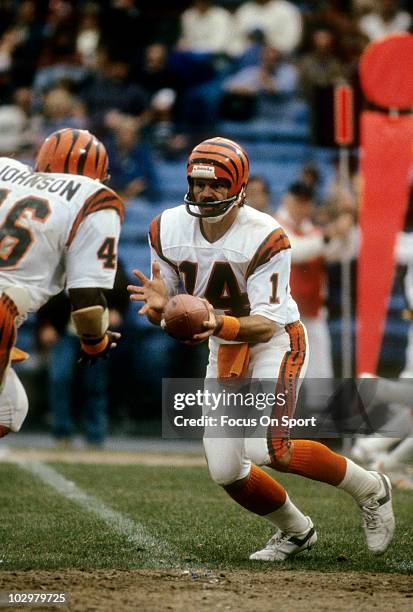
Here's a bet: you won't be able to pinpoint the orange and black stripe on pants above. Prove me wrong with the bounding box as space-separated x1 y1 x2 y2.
0 293 18 386
267 321 307 463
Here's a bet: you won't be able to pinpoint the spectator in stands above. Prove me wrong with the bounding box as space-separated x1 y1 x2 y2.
37 291 110 449
138 43 180 99
246 175 273 214
357 0 412 41
275 182 357 398
100 0 144 58
236 28 267 70
76 2 101 69
135 42 193 156
80 46 147 136
36 265 129 449
298 24 348 147
104 113 160 201
319 153 359 224
178 0 233 55
230 0 302 57
299 161 322 205
298 24 347 99
32 85 87 147
0 104 28 159
0 30 18 102
137 43 179 142
351 0 377 16
221 45 298 120
32 29 87 113
3 1 45 87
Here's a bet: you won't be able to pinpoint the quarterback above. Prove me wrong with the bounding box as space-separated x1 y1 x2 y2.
128 137 395 561
0 128 123 438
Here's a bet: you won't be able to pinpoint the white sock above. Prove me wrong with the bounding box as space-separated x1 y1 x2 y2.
264 494 309 534
337 458 380 505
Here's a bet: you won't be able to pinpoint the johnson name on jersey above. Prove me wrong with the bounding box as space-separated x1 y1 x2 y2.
0 157 124 312
149 205 300 334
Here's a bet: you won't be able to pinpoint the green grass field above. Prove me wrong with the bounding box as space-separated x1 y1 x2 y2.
1 459 412 575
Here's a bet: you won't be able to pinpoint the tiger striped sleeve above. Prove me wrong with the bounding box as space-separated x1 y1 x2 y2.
246 228 291 279
66 188 124 247
149 214 178 273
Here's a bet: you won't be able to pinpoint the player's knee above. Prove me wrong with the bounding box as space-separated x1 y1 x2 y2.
244 438 270 466
207 460 246 486
9 394 28 432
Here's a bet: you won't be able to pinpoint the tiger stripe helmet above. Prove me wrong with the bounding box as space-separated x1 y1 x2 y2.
185 136 249 218
35 128 109 182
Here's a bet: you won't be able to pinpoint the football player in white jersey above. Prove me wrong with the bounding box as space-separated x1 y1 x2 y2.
128 137 395 561
0 128 123 439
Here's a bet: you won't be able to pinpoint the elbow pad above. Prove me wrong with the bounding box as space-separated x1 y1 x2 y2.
72 305 109 341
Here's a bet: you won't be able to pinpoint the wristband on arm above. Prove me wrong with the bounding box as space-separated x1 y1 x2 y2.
216 316 240 341
80 334 109 355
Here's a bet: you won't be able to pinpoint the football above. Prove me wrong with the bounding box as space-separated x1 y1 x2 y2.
162 294 210 341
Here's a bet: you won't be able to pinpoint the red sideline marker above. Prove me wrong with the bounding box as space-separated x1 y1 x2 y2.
335 84 354 145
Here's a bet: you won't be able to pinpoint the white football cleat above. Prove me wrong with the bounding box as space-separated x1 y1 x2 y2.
361 472 395 555
249 517 317 561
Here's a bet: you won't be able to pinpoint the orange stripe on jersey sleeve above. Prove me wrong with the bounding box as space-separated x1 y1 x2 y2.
149 215 162 256
246 228 290 279
148 214 178 272
66 188 125 247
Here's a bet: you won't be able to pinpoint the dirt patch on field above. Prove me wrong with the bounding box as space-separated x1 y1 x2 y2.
0 448 204 466
0 569 411 612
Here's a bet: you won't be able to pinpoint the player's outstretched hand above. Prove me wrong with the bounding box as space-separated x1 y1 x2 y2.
127 262 168 316
78 330 121 365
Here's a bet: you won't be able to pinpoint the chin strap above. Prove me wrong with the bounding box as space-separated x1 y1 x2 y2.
185 188 246 219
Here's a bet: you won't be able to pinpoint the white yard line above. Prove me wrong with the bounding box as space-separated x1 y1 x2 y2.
15 458 187 568
1 447 205 465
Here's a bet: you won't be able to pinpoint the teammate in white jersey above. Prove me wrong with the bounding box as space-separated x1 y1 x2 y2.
128 137 394 560
0 128 123 438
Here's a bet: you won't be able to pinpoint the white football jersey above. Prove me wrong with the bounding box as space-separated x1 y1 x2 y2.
0 157 123 312
149 204 300 342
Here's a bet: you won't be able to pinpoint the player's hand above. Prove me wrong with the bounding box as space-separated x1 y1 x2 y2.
127 262 168 316
78 330 121 365
184 299 217 344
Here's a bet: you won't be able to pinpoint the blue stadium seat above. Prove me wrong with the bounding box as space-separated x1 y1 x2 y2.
219 119 310 142
121 200 166 243
119 243 151 279
157 160 187 196
241 141 311 163
249 160 302 193
16 314 37 353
